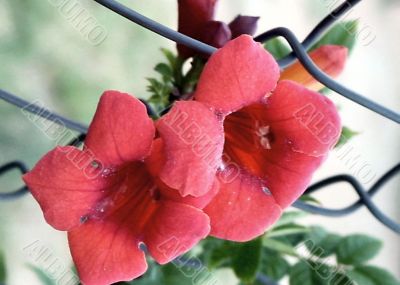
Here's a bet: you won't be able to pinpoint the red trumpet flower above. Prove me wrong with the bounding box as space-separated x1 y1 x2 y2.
158 35 343 242
23 92 213 285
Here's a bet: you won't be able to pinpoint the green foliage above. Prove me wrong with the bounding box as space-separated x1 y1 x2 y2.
264 38 291 60
336 234 382 265
147 49 183 115
290 260 354 285
0 251 6 283
207 240 234 269
298 195 321 205
147 50 205 116
273 211 308 228
311 21 358 53
128 259 217 285
263 237 299 257
346 265 400 285
289 261 314 285
261 249 290 281
336 126 359 148
232 238 263 283
266 223 310 239
305 226 341 258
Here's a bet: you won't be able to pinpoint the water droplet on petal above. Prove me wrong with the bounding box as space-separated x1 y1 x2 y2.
101 167 116 178
80 216 88 224
138 242 148 252
262 186 271 196
91 160 100 169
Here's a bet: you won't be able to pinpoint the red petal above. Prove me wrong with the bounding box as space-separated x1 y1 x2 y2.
144 201 210 264
280 45 348 91
264 80 341 155
177 0 217 58
204 170 281 242
146 139 219 209
85 90 155 166
156 101 224 197
195 35 280 114
68 220 147 285
23 146 109 231
223 80 341 207
68 163 157 285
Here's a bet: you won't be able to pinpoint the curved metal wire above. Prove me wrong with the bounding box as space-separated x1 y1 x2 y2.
0 0 398 233
294 163 400 233
0 89 88 133
91 0 399 124
93 0 217 55
0 161 29 201
0 134 86 202
249 27 400 124
255 0 362 68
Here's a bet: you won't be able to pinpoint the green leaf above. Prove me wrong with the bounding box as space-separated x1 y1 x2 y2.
267 223 310 238
346 265 400 285
261 249 290 281
232 238 263 283
335 126 359 148
304 226 341 258
289 261 313 285
263 237 299 257
26 264 56 285
312 21 358 53
132 262 163 285
182 57 205 94
0 251 6 283
264 38 291 60
161 48 177 67
160 263 194 285
273 211 308 228
290 261 353 285
207 241 234 269
154 63 173 80
299 194 321 205
336 234 382 265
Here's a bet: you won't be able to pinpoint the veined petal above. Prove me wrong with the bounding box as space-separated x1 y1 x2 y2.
264 80 341 155
144 201 210 264
222 80 341 207
146 139 219 209
68 163 157 285
68 220 147 285
23 146 110 231
280 45 348 91
195 35 280 115
178 0 217 58
85 90 155 166
204 170 282 242
156 101 224 197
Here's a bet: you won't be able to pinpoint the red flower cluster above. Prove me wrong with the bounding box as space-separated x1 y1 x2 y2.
23 1 347 285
